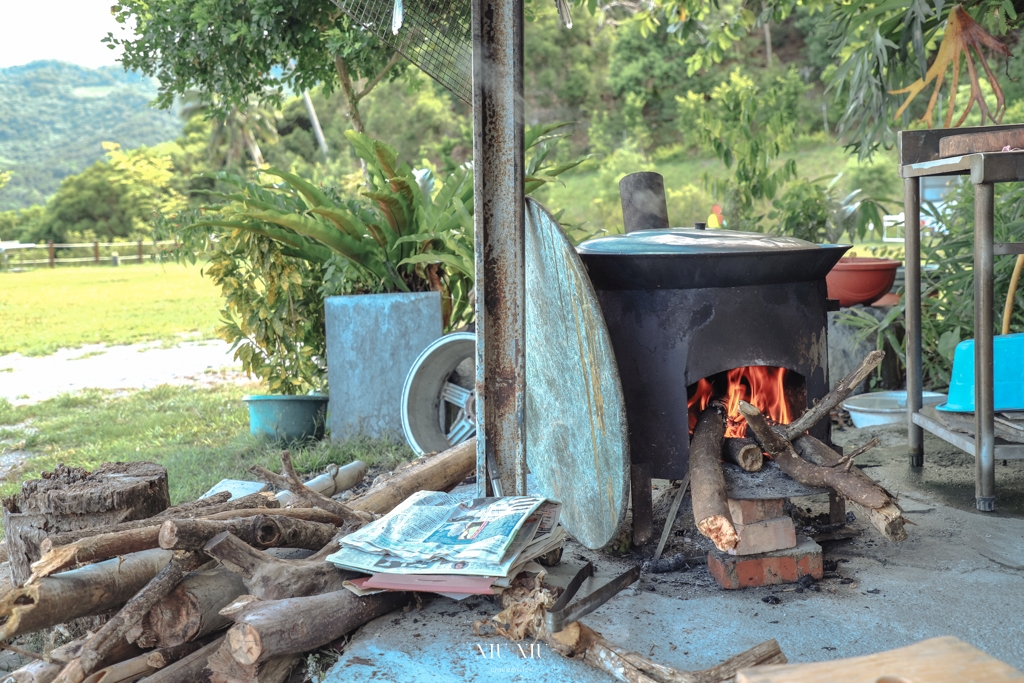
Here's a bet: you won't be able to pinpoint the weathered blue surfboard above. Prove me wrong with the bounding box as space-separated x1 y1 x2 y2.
524 198 629 549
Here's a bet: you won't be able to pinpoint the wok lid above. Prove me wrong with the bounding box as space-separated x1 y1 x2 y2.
577 228 850 290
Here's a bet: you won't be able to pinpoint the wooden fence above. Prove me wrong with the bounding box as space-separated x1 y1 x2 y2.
0 240 178 270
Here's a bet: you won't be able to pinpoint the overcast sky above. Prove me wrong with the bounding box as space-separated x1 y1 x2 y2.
0 0 133 68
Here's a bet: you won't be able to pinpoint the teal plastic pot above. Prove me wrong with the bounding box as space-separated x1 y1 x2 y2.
936 332 1024 413
243 395 329 443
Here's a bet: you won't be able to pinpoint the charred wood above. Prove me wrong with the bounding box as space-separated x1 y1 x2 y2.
722 438 763 472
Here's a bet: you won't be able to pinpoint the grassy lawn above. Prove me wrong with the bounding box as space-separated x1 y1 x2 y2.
0 385 415 504
0 263 223 356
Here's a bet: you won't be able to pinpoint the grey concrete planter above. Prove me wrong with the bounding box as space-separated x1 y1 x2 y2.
325 291 442 440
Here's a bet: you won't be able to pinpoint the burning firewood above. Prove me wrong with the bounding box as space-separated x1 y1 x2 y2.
780 350 884 442
689 403 740 552
723 438 763 472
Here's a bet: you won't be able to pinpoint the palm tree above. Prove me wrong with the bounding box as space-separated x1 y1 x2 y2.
178 92 280 169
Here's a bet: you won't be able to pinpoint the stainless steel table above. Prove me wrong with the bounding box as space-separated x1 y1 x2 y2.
900 126 1024 512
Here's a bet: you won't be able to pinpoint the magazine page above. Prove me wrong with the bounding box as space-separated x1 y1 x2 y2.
341 493 549 563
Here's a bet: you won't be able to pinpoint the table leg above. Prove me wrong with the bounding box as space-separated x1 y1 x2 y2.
904 177 924 467
975 182 996 512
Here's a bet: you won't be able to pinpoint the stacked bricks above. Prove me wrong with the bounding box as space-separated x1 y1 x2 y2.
708 497 823 589
726 499 797 556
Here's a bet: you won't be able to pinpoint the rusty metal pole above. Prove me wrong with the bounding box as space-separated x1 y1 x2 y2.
472 0 526 497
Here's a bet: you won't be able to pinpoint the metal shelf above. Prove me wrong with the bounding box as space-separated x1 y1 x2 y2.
912 412 1024 460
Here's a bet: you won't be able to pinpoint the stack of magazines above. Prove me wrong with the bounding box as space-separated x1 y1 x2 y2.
326 490 564 599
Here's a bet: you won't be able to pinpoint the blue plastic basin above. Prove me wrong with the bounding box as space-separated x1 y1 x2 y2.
243 395 329 442
936 332 1024 413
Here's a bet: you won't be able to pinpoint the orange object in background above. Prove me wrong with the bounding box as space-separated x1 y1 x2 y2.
706 204 724 228
826 257 901 307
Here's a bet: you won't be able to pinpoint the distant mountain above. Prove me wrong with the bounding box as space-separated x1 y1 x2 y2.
0 61 182 211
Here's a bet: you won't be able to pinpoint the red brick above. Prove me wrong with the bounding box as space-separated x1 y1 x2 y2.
728 515 797 556
708 536 822 590
727 498 786 525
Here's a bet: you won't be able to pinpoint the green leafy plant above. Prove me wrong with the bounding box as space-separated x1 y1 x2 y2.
769 173 892 243
675 68 806 229
175 126 587 393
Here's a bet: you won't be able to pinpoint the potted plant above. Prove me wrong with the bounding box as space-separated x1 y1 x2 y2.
175 125 586 441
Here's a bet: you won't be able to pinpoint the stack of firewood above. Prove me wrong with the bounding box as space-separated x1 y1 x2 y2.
0 440 476 683
690 350 908 553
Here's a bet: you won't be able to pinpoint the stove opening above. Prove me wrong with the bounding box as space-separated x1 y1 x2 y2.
687 366 806 437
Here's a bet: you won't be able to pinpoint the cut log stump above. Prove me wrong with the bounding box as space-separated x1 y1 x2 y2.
3 462 170 585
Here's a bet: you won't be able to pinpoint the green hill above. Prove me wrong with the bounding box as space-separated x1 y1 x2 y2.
0 61 182 211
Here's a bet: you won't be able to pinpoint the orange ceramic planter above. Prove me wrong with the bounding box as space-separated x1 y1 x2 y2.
826 257 901 307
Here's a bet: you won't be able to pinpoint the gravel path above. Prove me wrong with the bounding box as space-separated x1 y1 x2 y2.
0 340 247 405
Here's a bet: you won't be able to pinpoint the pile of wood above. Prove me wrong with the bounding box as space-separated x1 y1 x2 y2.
690 351 908 553
0 439 476 683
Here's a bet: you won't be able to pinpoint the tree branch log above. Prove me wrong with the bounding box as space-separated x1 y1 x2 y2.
781 350 884 440
158 516 337 552
203 532 351 600
792 435 907 542
223 590 408 665
0 549 172 641
135 567 247 648
723 438 763 472
38 493 278 550
52 551 206 683
689 404 738 552
739 401 889 510
349 438 476 517
32 507 340 583
249 452 372 525
138 635 223 683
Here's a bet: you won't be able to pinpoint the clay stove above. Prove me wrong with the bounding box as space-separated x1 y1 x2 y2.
575 172 850 541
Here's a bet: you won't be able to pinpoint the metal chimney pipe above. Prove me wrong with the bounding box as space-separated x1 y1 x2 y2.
619 172 670 233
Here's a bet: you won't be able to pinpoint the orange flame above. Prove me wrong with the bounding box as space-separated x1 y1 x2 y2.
687 366 793 438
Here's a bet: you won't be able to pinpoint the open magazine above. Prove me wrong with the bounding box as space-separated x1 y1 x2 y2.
325 491 562 583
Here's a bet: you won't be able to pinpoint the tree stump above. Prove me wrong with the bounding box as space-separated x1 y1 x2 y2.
3 462 170 585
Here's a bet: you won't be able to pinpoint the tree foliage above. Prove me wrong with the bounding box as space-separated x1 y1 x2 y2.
108 0 406 131
38 143 186 243
676 68 805 228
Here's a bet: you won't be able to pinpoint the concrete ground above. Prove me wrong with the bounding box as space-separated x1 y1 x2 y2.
325 422 1024 682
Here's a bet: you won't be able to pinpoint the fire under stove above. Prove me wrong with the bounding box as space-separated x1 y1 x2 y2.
575 172 850 542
